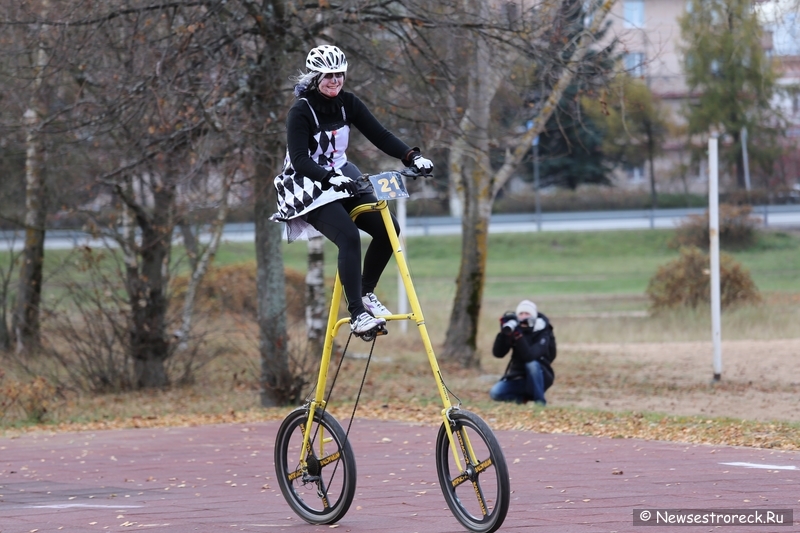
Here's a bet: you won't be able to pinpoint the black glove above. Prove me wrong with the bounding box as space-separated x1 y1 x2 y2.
326 170 358 196
411 153 433 176
403 148 433 177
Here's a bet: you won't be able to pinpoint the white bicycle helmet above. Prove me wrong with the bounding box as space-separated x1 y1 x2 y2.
306 45 348 74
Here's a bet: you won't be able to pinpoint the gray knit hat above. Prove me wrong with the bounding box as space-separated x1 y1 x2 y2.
515 299 537 317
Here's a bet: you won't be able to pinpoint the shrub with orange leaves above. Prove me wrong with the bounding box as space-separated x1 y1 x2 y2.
646 246 761 312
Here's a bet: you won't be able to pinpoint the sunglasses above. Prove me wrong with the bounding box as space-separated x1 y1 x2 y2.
322 72 345 80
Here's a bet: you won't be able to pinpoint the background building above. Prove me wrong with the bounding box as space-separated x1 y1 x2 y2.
604 0 799 193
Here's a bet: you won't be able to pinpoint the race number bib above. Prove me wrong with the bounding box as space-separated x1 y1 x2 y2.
368 171 409 200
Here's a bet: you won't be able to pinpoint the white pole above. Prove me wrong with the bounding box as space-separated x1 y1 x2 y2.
709 135 722 381
397 196 408 333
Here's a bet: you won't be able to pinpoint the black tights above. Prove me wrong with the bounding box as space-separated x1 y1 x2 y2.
305 165 400 317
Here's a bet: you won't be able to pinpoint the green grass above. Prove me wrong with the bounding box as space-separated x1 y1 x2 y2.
2 226 798 314
274 227 800 296
206 227 800 345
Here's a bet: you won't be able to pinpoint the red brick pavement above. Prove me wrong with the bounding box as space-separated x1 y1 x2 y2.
1 418 798 532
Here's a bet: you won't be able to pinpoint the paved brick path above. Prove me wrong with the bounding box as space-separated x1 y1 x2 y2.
1 418 798 532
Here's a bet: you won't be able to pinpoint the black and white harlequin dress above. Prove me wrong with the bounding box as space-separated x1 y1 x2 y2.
272 98 352 242
271 91 414 242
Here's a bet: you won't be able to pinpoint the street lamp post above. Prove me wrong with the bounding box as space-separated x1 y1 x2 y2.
533 134 541 232
527 120 542 232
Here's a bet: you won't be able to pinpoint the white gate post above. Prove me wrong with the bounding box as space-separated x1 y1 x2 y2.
709 135 722 381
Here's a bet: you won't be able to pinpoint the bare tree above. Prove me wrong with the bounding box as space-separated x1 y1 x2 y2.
320 0 617 367
440 0 618 367
11 1 253 388
11 0 52 353
3 0 466 399
3 0 622 393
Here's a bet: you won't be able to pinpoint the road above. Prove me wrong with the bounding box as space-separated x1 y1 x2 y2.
2 418 799 532
1 204 799 251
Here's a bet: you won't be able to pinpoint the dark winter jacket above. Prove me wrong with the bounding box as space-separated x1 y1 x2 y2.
492 312 556 389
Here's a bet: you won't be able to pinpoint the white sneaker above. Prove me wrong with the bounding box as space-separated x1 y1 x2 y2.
350 312 386 334
362 293 391 317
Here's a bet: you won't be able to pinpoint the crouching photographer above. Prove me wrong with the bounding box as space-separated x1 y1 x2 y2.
489 299 556 406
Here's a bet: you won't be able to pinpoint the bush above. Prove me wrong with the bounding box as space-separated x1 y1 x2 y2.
0 371 56 423
646 246 761 312
172 263 307 322
670 204 761 250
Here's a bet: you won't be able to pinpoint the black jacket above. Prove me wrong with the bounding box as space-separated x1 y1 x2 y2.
492 312 556 389
286 90 414 183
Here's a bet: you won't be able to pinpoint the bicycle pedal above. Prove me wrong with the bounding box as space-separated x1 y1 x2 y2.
355 323 387 342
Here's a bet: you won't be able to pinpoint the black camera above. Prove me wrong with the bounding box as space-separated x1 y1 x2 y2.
500 312 518 334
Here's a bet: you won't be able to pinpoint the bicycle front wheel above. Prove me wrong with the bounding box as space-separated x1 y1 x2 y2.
274 407 356 525
435 409 510 533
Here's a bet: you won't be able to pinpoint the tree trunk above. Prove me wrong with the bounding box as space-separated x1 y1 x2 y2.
0 237 13 350
242 1 296 407
13 108 47 354
255 149 294 406
441 6 499 368
647 121 657 208
441 174 493 368
179 220 200 272
732 130 746 189
127 179 174 389
305 235 326 357
0 269 11 350
175 173 232 348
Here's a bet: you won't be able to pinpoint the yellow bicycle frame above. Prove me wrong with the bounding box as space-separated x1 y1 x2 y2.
298 200 473 473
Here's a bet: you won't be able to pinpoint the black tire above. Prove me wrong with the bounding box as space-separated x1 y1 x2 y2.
274 407 356 525
435 409 510 533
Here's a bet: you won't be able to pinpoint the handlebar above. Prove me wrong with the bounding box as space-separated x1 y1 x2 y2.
358 167 430 181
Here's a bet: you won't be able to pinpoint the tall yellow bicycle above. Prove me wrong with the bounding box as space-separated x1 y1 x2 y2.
274 168 509 533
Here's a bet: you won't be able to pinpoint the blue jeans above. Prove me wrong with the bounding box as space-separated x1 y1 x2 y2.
489 360 547 405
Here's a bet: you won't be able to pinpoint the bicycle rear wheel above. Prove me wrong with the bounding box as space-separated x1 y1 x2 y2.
274 407 356 525
435 409 509 533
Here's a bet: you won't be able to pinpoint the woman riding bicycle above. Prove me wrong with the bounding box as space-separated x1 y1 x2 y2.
272 44 433 334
